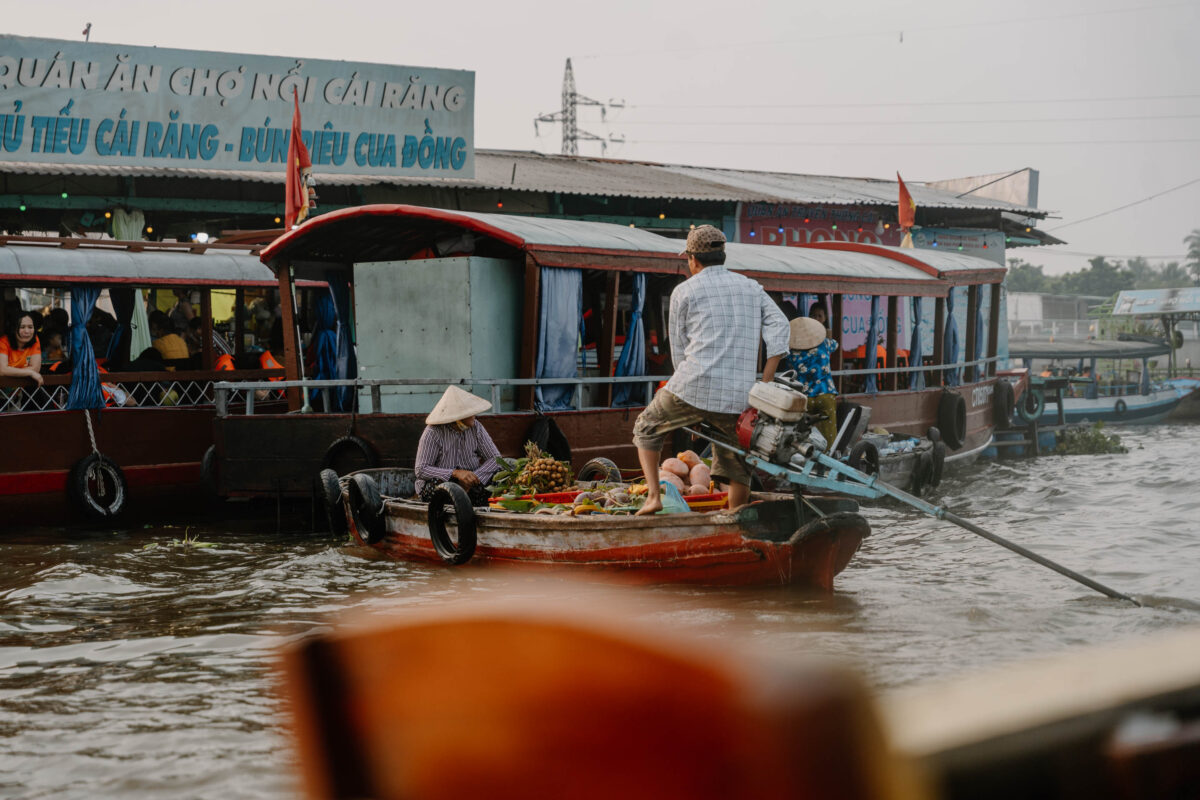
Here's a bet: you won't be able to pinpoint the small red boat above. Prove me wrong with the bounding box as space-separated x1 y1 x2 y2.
337 469 870 590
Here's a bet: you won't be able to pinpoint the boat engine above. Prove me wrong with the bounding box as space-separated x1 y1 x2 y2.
740 381 827 466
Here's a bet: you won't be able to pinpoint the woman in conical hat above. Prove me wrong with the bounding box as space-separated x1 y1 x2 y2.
414 386 501 504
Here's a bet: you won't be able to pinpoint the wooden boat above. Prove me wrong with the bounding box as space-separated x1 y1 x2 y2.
0 236 322 524
337 468 870 590
1008 337 1185 424
212 205 1010 501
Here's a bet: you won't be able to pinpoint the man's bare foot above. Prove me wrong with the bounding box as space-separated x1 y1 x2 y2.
635 497 663 516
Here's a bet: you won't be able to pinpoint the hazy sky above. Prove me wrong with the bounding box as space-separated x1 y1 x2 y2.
7 0 1199 275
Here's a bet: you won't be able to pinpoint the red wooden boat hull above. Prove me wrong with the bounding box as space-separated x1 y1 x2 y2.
343 486 870 590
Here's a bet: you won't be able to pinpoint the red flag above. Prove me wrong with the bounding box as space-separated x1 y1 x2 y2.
897 172 916 231
285 88 312 229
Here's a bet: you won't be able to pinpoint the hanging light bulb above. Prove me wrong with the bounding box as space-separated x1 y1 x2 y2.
104 211 112 219
274 216 282 224
658 213 665 220
875 220 885 235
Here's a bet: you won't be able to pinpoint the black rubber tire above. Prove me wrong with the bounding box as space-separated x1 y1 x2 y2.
926 426 941 444
318 468 348 536
68 454 127 520
930 441 946 488
910 452 931 497
847 440 879 477
577 457 621 483
427 482 477 566
320 435 378 476
200 445 219 497
346 473 385 545
1172 329 1184 349
1016 388 1046 424
993 380 1015 429
1115 398 1128 416
938 392 968 450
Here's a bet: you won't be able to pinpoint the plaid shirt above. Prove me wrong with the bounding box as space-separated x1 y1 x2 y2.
665 265 791 413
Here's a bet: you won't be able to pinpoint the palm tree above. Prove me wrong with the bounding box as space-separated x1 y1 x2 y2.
1186 228 1200 285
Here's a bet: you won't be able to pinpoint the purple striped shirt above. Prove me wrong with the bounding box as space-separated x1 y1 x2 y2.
414 422 503 495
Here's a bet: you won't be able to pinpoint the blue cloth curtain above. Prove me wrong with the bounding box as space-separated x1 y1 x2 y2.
973 291 986 382
325 270 355 412
1140 358 1151 395
67 287 104 410
944 288 961 387
1087 356 1098 399
613 273 647 407
535 267 583 410
909 296 925 390
864 295 879 394
309 292 339 408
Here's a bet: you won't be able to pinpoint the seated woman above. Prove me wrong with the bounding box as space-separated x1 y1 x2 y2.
783 317 838 449
1 312 44 388
414 386 502 505
148 309 190 367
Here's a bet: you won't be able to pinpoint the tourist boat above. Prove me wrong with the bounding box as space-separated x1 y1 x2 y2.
211 205 1011 501
1008 337 1185 424
336 467 870 590
0 236 322 524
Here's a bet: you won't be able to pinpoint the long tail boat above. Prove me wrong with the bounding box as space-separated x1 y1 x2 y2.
337 468 869 590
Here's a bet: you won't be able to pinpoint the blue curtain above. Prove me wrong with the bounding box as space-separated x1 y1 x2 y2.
613 273 647 407
864 295 879 394
309 292 339 408
1087 356 1098 399
535 267 582 410
973 291 986 382
910 296 925 390
944 288 961 387
1140 358 1151 395
325 270 356 412
67 287 104 410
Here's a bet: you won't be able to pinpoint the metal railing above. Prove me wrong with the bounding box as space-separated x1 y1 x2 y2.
213 375 674 417
0 372 284 414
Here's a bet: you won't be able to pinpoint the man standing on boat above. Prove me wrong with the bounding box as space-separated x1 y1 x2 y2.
633 225 790 515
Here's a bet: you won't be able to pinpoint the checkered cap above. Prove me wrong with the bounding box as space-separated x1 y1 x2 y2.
681 225 726 255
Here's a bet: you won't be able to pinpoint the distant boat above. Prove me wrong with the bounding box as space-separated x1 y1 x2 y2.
1008 337 1185 425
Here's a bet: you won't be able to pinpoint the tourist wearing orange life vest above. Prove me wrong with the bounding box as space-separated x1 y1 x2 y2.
0 312 44 388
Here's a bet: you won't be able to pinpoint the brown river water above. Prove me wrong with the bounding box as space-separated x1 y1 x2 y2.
2 423 1199 798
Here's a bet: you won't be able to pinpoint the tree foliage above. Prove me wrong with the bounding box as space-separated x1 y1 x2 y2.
1007 231 1200 295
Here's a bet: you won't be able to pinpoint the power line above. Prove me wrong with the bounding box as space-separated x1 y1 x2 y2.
1041 250 1189 259
580 2 1193 59
629 93 1200 111
609 113 1200 127
1047 177 1200 232
619 137 1200 147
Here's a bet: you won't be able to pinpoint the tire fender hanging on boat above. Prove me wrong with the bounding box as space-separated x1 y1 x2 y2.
320 435 378 475
993 380 1015 428
427 482 478 566
347 473 385 545
318 468 349 536
1017 388 1045 424
1115 398 1128 415
68 453 128 520
847 440 879 476
938 392 968 450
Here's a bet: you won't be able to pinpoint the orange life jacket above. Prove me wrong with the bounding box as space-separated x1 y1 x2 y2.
259 350 283 381
215 353 235 371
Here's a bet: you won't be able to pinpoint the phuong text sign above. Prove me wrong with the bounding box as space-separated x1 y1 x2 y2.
0 35 474 177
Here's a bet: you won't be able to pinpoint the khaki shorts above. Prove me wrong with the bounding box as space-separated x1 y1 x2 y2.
632 390 750 486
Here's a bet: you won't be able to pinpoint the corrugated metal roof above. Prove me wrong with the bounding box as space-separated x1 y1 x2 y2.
265 205 996 295
0 241 279 286
0 149 1048 215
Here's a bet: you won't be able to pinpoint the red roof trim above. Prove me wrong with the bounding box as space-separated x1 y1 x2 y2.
260 204 529 264
800 240 1006 283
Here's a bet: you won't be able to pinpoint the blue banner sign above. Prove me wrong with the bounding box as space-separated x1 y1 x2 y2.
0 35 474 177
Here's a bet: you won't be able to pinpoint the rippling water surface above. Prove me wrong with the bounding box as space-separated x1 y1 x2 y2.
3 424 1199 798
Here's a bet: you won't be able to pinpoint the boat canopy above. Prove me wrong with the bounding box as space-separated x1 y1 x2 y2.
0 237 288 288
261 205 1006 296
1008 337 1171 360
1112 288 1200 317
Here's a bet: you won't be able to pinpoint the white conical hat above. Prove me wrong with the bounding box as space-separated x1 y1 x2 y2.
789 317 826 350
425 385 492 425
